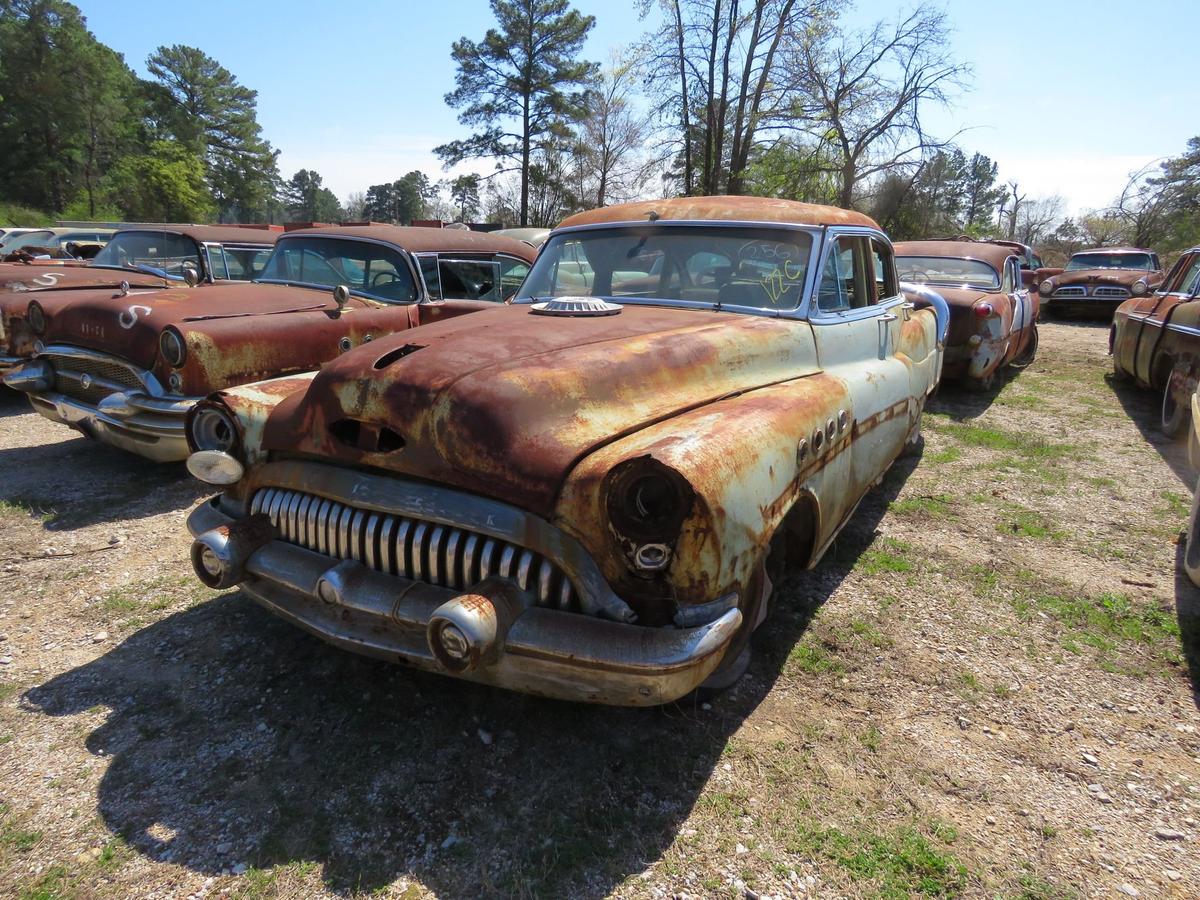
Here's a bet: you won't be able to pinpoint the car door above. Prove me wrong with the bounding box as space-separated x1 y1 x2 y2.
1004 256 1034 361
808 229 915 535
1124 253 1200 382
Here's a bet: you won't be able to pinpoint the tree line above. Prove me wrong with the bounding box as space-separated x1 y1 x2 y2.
2 0 1196 259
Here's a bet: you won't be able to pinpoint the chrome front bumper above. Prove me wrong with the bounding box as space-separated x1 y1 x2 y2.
17 386 197 462
187 494 741 706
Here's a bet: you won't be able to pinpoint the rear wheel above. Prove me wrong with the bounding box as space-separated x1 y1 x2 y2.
1162 376 1189 439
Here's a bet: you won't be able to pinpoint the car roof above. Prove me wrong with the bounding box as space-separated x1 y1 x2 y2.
1073 247 1154 255
114 224 280 246
286 224 538 259
557 195 880 230
893 240 1014 270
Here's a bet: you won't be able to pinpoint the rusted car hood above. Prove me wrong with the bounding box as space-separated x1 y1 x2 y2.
261 304 822 517
40 282 340 370
1050 268 1157 287
0 264 170 293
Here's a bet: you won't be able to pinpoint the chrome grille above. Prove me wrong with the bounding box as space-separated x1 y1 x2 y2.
1052 286 1086 298
43 352 144 404
251 487 580 610
1094 286 1130 299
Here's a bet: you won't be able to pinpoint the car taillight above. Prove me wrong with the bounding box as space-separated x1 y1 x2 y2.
974 302 994 318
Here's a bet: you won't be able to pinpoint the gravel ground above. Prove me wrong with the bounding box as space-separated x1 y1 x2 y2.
0 320 1197 899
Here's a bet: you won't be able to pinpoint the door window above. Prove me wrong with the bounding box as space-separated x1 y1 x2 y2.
499 257 530 298
817 236 873 313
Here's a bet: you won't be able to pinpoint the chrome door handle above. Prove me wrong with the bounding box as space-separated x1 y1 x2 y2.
879 313 898 322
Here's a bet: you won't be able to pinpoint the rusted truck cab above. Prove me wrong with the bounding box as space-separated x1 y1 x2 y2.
2 226 535 461
894 240 1038 389
1111 247 1200 435
1041 247 1164 319
184 196 945 705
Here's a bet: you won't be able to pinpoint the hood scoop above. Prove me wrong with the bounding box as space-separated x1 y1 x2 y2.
530 296 622 317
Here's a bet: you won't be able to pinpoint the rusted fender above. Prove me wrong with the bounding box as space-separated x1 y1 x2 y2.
196 372 320 465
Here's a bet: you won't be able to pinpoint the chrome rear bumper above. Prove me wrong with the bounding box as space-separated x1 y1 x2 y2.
187 496 741 706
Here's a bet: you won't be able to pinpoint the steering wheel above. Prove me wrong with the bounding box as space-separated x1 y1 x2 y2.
371 271 402 287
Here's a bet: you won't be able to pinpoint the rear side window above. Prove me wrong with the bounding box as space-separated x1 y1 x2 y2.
259 236 417 303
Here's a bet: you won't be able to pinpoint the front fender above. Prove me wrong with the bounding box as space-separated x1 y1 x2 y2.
554 373 852 613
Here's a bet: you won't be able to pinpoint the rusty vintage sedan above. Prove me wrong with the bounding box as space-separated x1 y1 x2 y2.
1040 247 1164 319
2 226 535 461
0 224 279 295
894 239 1038 389
1110 247 1200 436
183 196 946 705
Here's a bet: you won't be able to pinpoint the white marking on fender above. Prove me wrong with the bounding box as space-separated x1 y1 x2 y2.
119 305 153 329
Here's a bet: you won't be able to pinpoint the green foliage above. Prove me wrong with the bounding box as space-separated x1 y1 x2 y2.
364 171 436 224
280 169 342 223
0 0 142 213
146 44 279 221
872 149 1008 240
436 0 596 225
0 202 52 226
450 173 482 222
789 823 967 897
102 140 214 221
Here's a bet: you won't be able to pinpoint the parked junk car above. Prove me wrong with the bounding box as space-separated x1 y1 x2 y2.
0 226 115 261
2 226 536 460
894 239 1038 389
182 196 946 705
0 225 283 376
1039 247 1164 319
1110 247 1200 436
1182 386 1200 588
0 224 278 294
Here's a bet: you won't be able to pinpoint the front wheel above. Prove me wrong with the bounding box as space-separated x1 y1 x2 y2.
1161 376 1189 439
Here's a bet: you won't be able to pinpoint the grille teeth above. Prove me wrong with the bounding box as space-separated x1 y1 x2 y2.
250 488 580 611
42 352 145 404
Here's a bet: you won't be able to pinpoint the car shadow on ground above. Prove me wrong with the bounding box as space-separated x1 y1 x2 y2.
0 386 28 418
0 428 207 531
1173 541 1200 713
1105 371 1195 489
23 456 920 897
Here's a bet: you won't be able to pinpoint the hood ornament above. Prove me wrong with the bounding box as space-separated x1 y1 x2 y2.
530 296 622 317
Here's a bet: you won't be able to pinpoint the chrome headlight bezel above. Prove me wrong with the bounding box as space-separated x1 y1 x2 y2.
187 401 241 456
1038 279 1054 296
26 300 46 334
159 327 187 368
1132 280 1149 296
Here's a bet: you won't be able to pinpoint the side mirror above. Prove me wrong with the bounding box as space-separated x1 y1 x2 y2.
333 284 350 310
182 263 201 287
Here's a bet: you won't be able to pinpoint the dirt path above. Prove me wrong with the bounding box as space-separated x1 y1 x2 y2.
1 321 1197 899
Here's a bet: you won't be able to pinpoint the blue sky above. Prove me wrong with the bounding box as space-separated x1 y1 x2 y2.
77 0 1198 215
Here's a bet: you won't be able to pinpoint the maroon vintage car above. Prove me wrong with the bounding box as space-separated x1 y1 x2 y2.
1039 247 1164 318
2 226 536 461
894 239 1039 389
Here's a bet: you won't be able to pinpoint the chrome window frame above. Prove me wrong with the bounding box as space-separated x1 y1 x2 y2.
513 219 826 320
808 225 906 325
256 233 425 305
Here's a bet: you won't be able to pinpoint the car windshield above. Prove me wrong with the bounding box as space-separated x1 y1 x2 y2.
896 256 1001 290
1066 252 1153 271
258 236 418 303
2 230 56 251
516 225 815 310
91 231 201 275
